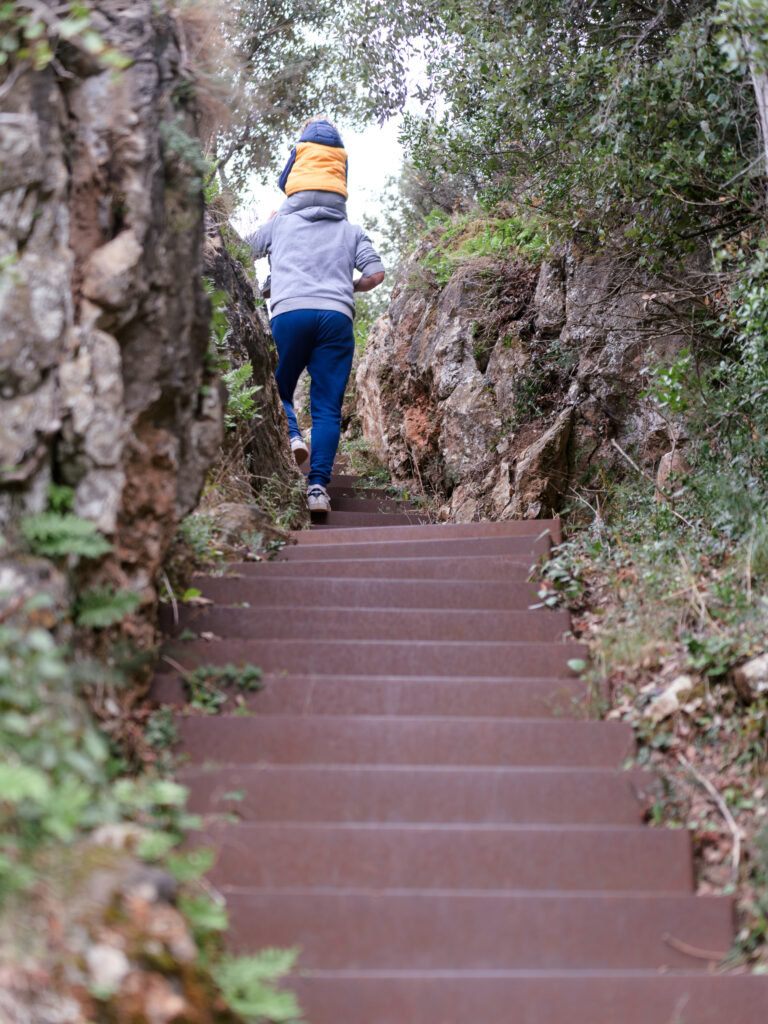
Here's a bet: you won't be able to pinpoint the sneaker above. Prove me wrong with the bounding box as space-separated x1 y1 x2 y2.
291 435 309 466
307 483 331 512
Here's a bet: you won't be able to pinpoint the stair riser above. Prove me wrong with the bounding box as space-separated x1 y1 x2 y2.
163 638 586 678
294 519 563 545
223 892 732 969
175 716 634 768
202 824 693 891
284 976 768 1024
152 674 594 718
193 577 543 610
180 765 650 825
163 607 570 644
310 511 429 527
274 536 549 561
221 556 535 581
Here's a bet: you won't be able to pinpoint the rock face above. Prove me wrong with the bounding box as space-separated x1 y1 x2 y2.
0 3 222 645
202 219 299 494
356 240 688 520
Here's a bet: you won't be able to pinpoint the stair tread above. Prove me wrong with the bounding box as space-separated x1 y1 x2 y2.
152 672 593 717
163 606 570 642
180 763 652 824
176 714 634 766
200 821 693 891
223 890 732 969
280 973 768 1024
293 519 562 545
219 555 536 579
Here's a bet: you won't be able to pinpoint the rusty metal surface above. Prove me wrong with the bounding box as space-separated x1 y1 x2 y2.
221 555 535 580
282 974 768 1024
192 576 543 609
152 673 593 718
276 534 551 561
310 510 429 527
293 519 562 545
176 715 635 767
223 890 732 969
164 637 587 678
165 606 571 643
181 764 650 824
201 822 694 891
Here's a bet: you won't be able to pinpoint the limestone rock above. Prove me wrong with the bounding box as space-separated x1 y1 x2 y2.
81 230 143 326
656 448 689 500
533 256 566 333
0 1 224 648
85 944 130 994
645 675 695 723
510 407 574 519
732 654 768 703
356 236 692 520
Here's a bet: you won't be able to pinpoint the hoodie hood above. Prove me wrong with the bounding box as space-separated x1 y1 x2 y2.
281 190 348 221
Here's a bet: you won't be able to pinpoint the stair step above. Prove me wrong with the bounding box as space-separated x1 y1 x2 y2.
327 485 398 501
163 637 586 678
221 555 535 580
310 510 428 527
152 673 594 718
274 535 549 561
175 715 634 767
164 606 570 643
283 972 768 1024
201 822 693 891
321 495 420 513
328 473 379 487
293 519 562 545
180 764 651 824
222 891 732 969
191 577 543 610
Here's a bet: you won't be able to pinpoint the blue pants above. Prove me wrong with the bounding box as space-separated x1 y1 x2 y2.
271 309 355 487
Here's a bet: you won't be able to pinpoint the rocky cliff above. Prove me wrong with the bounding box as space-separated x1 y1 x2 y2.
202 217 299 498
356 234 690 521
0 2 224 652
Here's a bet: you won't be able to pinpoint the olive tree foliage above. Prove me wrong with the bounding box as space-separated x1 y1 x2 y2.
206 0 358 195
339 0 765 265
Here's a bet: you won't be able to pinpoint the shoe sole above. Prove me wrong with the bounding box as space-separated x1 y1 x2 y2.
292 444 309 466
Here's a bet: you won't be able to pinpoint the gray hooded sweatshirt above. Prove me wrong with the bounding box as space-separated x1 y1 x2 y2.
247 191 384 320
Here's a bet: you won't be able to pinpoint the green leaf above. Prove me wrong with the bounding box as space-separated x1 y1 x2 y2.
178 892 229 936
75 587 141 629
137 830 179 861
567 658 587 674
165 846 215 882
20 513 112 559
0 764 49 803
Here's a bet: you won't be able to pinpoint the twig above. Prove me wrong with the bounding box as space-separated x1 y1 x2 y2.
610 439 695 529
677 753 741 887
745 524 756 606
161 654 193 681
0 61 31 102
161 568 179 626
663 933 728 963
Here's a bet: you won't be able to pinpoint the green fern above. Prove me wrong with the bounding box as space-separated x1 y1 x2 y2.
20 513 112 559
212 949 303 1023
74 587 141 629
222 361 263 428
